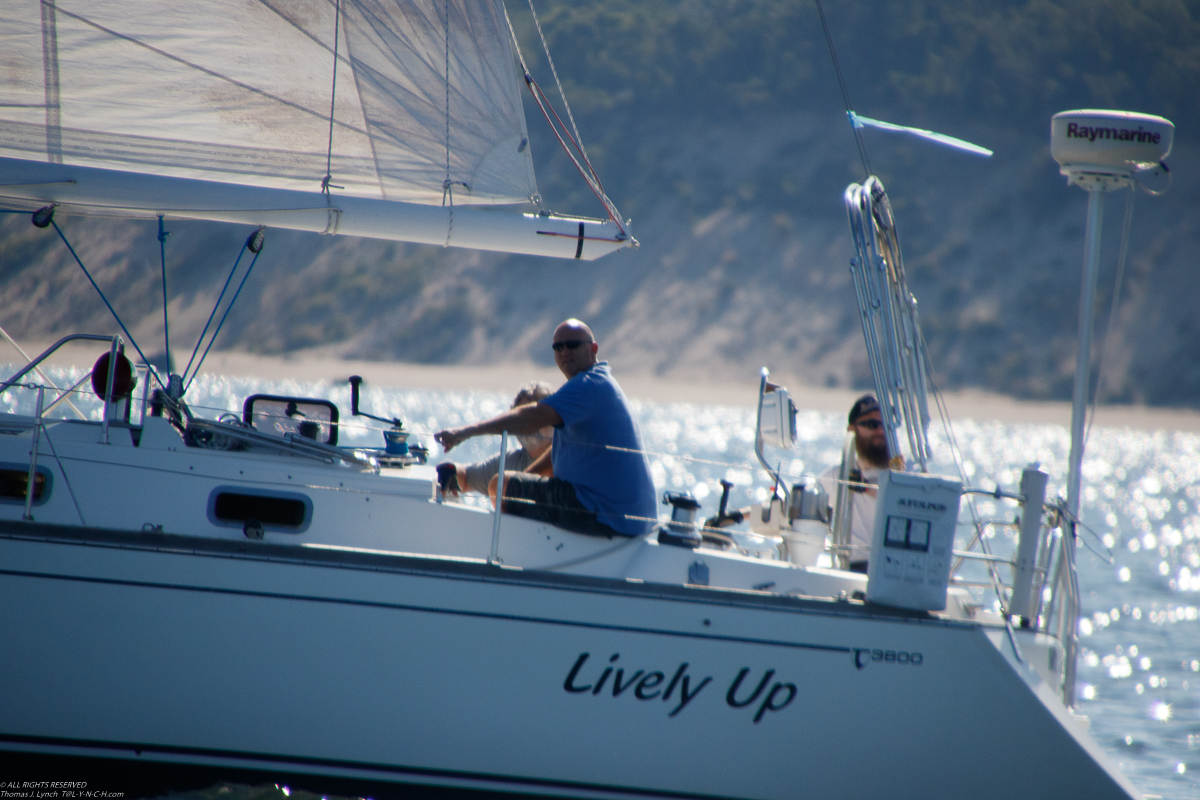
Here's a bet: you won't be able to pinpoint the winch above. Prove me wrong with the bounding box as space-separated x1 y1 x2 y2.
658 492 702 548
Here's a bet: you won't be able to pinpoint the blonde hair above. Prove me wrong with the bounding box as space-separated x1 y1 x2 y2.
512 380 554 408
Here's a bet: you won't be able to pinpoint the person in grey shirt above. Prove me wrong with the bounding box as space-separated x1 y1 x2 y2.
438 381 554 497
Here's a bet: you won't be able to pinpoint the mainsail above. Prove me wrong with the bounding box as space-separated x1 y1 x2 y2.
0 0 630 260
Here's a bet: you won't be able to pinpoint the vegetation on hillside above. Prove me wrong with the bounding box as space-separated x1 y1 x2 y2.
517 0 1200 131
2 1 1197 405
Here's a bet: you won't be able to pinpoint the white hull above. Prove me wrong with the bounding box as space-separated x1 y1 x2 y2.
1 525 1133 799
0 414 1139 798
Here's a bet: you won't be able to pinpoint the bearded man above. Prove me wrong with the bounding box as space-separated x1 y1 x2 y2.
820 394 890 573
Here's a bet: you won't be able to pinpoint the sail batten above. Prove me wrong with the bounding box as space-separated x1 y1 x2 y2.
0 0 538 206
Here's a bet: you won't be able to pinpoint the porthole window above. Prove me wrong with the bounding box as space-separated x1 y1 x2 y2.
207 486 312 533
0 464 52 506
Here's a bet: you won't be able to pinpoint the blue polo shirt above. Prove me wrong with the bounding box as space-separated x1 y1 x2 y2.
541 362 657 536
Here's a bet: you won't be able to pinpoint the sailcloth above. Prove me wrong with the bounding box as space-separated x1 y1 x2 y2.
0 1 629 260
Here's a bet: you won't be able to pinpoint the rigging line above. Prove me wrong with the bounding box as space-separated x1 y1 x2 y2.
525 0 591 177
51 5 369 139
181 243 248 387
40 372 91 417
528 78 609 199
1083 186 1135 450
920 324 994 579
157 216 171 375
0 322 87 420
48 220 163 391
502 4 626 233
813 0 871 178
442 0 455 246
255 0 352 66
444 0 451 189
322 0 342 195
40 425 87 527
186 247 264 394
525 77 622 229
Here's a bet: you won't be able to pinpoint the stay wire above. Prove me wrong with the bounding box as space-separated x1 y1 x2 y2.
813 0 872 178
526 77 622 228
502 3 627 234
185 247 263 394
158 215 171 373
48 219 164 390
182 242 249 387
321 0 342 195
525 0 591 175
440 0 469 244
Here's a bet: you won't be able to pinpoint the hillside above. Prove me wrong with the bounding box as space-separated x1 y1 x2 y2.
0 0 1197 406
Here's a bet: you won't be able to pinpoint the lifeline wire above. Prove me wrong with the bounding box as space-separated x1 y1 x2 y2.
49 219 164 390
919 324 1009 601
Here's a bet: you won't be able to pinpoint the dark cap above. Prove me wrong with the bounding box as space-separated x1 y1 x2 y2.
848 394 880 425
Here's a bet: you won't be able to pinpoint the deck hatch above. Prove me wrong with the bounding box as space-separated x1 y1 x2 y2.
207 486 312 533
243 394 338 445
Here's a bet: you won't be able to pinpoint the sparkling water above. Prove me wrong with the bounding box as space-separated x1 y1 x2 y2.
4 366 1197 798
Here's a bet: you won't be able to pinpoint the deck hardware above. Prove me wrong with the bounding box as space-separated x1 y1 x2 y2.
243 519 265 540
490 430 508 565
31 205 55 228
23 386 44 520
660 492 702 548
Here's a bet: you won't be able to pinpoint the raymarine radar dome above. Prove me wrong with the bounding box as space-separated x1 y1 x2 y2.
1052 110 1173 178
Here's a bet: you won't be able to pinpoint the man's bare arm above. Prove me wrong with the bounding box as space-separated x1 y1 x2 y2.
524 447 553 477
435 402 562 453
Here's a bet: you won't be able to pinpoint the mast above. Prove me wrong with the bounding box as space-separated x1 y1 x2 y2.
1050 110 1174 524
1051 110 1172 702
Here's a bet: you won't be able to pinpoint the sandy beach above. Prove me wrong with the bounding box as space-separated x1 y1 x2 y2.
9 337 1200 433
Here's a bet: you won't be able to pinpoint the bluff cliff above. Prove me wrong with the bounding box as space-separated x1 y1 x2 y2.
1 1 1196 406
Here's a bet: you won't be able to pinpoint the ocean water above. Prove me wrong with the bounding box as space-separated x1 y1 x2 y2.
4 365 1198 799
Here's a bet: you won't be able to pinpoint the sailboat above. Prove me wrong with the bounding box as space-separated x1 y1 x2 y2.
0 2 1172 798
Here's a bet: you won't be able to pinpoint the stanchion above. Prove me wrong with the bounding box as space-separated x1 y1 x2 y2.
490 431 508 565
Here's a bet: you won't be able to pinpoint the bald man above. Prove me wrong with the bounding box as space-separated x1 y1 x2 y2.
435 319 657 538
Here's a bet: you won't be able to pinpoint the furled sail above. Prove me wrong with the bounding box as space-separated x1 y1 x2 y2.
0 0 630 260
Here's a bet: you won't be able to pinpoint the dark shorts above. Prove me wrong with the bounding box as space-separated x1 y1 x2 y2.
502 473 619 538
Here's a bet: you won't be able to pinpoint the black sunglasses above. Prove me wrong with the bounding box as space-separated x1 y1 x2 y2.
855 419 883 430
552 339 589 352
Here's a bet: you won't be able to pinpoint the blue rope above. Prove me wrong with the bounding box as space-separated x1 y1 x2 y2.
158 215 171 373
185 247 263 393
182 242 247 386
49 220 164 390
